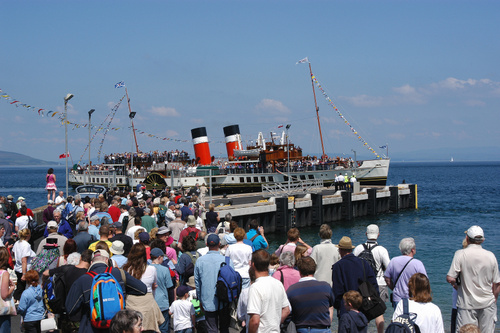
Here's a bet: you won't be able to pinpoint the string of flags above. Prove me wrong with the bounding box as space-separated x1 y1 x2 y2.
296 59 381 159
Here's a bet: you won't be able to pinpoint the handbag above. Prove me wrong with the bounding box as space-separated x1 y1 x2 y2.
40 317 58 331
0 270 16 316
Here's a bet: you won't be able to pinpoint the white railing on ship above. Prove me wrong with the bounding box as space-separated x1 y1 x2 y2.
261 179 324 198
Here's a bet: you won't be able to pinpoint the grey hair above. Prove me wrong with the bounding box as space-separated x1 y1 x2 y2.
399 237 416 255
128 207 137 217
67 252 81 266
279 251 295 267
74 194 81 201
225 213 232 221
175 210 182 218
78 221 88 231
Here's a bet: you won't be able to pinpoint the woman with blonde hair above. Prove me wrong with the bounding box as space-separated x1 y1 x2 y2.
392 273 444 332
123 243 164 332
12 228 35 301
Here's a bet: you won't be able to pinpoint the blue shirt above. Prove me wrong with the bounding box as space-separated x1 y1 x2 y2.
112 254 128 268
194 251 234 312
246 229 268 252
18 285 45 322
88 224 100 240
152 263 173 311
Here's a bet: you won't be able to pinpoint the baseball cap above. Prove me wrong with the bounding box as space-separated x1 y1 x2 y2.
150 248 165 258
6 195 13 200
139 232 150 243
206 233 220 247
366 224 379 240
111 222 123 229
466 225 484 240
47 221 58 229
92 249 110 260
18 196 25 201
176 285 191 297
47 200 54 205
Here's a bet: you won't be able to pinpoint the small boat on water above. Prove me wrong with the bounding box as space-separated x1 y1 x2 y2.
68 63 390 194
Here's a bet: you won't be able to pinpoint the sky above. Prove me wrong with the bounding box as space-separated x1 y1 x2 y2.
1 0 499 163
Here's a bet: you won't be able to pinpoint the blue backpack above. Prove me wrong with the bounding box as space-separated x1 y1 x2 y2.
385 298 420 333
86 268 125 329
215 257 242 304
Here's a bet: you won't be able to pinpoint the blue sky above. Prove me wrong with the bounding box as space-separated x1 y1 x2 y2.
1 0 499 163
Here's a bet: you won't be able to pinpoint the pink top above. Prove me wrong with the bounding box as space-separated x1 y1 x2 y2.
272 266 301 291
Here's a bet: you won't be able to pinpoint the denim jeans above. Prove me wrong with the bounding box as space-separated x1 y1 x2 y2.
0 316 11 333
175 329 193 333
159 309 170 333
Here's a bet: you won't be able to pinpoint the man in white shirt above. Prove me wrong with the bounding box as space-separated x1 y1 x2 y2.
55 191 66 210
310 224 340 286
247 249 290 333
354 224 390 333
447 225 500 333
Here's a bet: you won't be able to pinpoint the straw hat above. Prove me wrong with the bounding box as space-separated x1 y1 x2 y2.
336 236 355 250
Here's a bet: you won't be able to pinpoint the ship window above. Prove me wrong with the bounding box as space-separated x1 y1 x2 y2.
261 177 266 182
284 176 289 181
308 175 314 179
300 175 306 180
92 178 95 182
240 177 244 183
268 176 274 182
253 177 258 182
231 177 234 181
246 177 252 182
101 178 104 183
212 177 216 183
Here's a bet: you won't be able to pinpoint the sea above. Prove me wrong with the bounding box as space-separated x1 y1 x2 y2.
1 161 499 332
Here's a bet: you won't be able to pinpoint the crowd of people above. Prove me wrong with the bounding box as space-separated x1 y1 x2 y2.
0 186 498 333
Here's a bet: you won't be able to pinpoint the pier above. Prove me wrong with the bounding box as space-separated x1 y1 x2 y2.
31 183 417 234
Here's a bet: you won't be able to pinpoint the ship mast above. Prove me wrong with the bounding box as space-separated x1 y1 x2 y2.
308 62 326 159
125 87 139 153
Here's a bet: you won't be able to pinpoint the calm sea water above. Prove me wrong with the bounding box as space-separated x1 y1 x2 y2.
1 161 499 332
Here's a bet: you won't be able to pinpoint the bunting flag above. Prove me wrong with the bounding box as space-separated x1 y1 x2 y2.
59 153 69 159
310 72 381 159
296 57 309 64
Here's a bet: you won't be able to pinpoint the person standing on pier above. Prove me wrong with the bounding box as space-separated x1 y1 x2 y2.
446 225 500 333
310 224 341 286
45 168 57 202
354 224 390 333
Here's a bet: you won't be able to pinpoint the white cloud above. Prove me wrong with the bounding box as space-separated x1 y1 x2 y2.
430 77 493 90
464 99 486 107
341 95 384 107
165 130 178 137
255 99 290 114
149 106 180 117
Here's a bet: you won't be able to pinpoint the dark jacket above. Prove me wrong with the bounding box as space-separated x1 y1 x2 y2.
73 231 96 254
43 219 73 239
42 206 55 223
65 262 147 333
338 310 368 333
332 253 378 316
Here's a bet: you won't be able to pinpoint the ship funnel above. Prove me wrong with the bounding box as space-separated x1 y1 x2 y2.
223 125 242 160
191 127 211 165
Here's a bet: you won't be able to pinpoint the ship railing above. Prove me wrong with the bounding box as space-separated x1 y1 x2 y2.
261 179 324 198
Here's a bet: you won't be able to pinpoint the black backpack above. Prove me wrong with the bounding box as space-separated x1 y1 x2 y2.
385 298 421 333
43 272 67 314
358 243 379 275
28 217 45 240
358 260 386 321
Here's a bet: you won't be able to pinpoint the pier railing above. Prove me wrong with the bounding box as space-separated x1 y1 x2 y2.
262 179 324 198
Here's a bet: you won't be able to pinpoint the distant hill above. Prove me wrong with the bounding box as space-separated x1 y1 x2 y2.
0 151 57 166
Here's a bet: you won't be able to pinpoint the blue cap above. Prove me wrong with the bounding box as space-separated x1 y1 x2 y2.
206 233 220 247
150 247 165 258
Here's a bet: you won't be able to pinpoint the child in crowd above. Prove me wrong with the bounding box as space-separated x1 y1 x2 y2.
186 277 207 333
338 290 368 333
268 253 279 275
17 270 45 333
169 285 196 333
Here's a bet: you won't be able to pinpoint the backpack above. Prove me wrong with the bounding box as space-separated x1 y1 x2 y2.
183 252 199 283
385 298 421 333
86 267 125 329
43 272 66 314
31 247 60 274
157 205 167 226
358 243 379 275
215 257 242 304
191 298 204 319
358 261 386 321
188 230 199 241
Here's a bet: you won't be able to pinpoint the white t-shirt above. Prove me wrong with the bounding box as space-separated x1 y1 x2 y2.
170 299 195 331
392 299 444 333
12 240 35 273
353 241 391 286
15 216 30 231
140 265 157 294
55 196 65 209
247 276 290 333
225 243 252 279
126 225 145 239
118 211 129 223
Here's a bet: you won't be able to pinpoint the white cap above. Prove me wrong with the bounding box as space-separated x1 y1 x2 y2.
466 225 484 240
366 224 379 239
47 221 58 229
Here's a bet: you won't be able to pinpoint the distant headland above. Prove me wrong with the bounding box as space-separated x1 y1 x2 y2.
0 150 57 166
